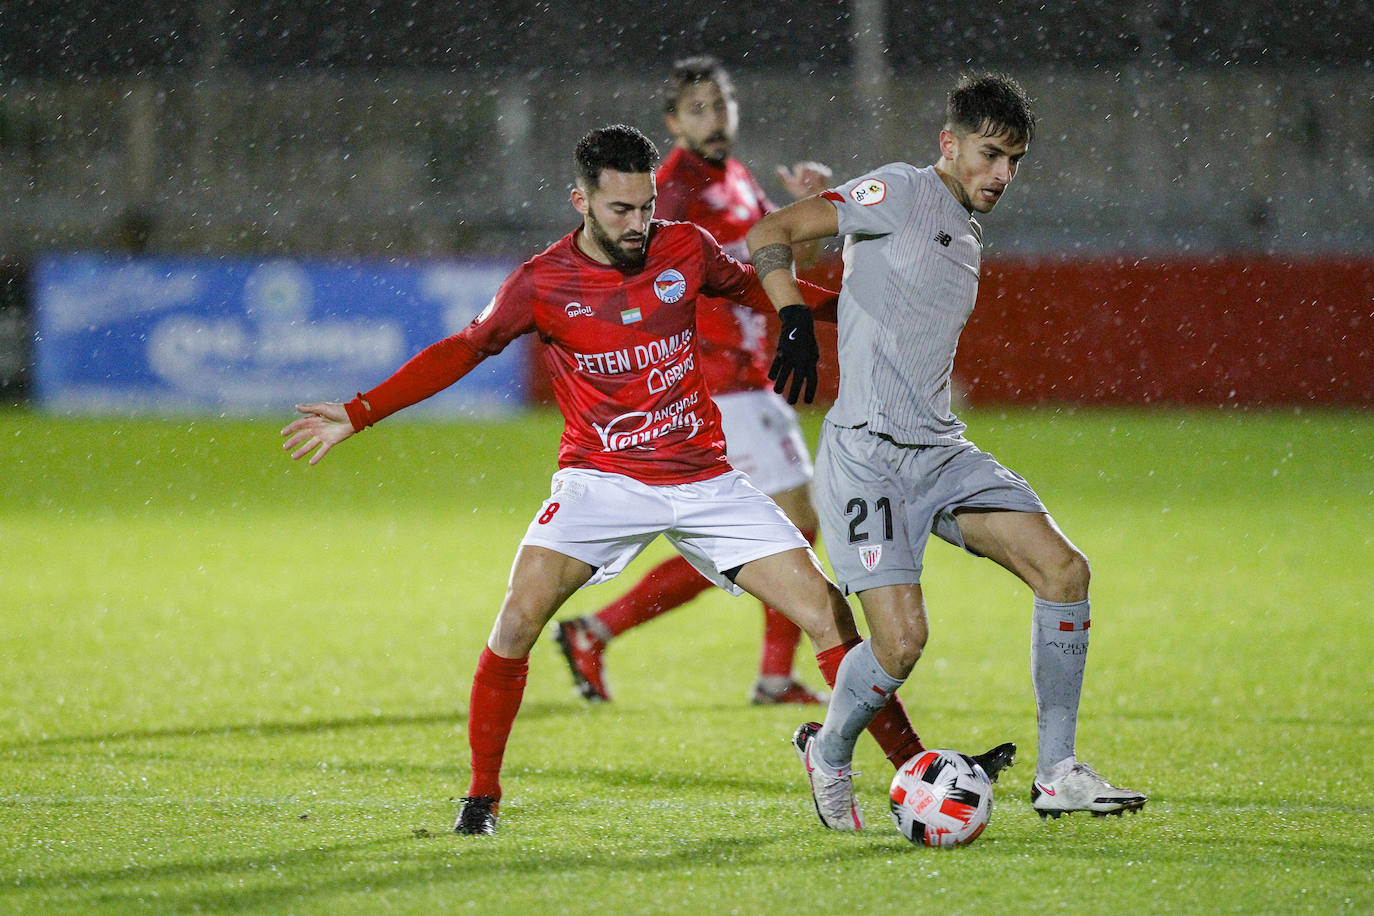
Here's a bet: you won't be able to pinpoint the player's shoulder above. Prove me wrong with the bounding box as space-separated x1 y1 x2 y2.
659 144 714 174
841 161 924 192
656 147 705 188
830 162 929 211
724 155 761 181
504 230 584 297
650 218 716 248
656 152 707 210
657 145 690 173
646 220 723 276
522 229 580 273
871 161 924 178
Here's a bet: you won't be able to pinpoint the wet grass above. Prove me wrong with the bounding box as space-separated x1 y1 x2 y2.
1 406 1371 914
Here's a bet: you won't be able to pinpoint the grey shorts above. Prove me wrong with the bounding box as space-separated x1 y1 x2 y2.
814 422 1047 594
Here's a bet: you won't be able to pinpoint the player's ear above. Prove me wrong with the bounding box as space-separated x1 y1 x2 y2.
570 185 590 216
939 128 959 162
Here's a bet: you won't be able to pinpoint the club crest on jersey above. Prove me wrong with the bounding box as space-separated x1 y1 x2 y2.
565 301 594 318
858 544 883 572
620 307 643 324
850 179 887 206
654 268 687 303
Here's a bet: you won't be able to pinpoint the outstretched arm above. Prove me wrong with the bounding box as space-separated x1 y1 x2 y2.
774 161 833 269
746 195 840 312
746 196 841 404
280 268 528 467
280 332 491 467
281 401 356 466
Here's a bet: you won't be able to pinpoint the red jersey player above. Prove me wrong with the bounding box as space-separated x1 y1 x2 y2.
553 56 839 707
281 125 935 836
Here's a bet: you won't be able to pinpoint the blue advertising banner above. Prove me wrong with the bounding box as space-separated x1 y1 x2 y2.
33 255 524 416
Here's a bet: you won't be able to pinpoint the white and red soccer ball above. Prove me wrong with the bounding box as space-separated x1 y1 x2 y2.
889 749 993 848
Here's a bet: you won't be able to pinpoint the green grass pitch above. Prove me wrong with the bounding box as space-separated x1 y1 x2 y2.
2 406 1370 914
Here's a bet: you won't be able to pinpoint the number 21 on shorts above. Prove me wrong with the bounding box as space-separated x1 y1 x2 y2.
845 496 893 543
846 496 892 573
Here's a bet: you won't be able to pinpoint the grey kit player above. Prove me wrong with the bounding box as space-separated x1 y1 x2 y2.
747 73 1147 829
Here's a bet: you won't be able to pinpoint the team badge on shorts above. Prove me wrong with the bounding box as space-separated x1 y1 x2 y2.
654 269 687 303
859 544 883 572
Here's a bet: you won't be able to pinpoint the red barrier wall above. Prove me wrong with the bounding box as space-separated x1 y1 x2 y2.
964 256 1373 406
528 256 1372 408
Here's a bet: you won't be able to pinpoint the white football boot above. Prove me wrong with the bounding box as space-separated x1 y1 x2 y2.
792 722 865 831
1031 760 1148 818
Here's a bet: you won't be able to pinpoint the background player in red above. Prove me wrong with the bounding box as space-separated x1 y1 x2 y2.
553 57 838 706
281 125 943 836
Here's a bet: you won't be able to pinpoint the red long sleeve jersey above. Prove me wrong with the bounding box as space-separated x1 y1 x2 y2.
655 146 776 395
348 220 824 485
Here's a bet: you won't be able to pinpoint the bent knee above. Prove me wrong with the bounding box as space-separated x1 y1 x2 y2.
1040 549 1090 602
875 621 927 677
894 623 928 669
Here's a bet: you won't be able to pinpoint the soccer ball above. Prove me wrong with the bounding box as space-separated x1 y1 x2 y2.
889 749 993 848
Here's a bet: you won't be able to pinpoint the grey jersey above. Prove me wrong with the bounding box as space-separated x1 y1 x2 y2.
825 163 983 446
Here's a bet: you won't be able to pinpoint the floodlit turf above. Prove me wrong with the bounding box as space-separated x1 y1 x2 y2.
2 406 1370 914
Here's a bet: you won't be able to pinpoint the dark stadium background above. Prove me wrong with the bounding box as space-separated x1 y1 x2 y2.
1 0 1369 406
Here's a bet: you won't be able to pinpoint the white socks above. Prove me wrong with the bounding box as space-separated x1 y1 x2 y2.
816 639 904 771
1031 596 1090 777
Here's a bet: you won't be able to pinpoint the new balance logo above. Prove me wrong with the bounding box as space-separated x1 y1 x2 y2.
934 231 952 247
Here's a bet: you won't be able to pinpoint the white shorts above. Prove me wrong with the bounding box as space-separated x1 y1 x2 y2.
520 467 812 595
716 389 813 496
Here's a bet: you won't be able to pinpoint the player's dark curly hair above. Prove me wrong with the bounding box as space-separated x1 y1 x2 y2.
663 55 735 114
574 124 660 189
946 73 1036 146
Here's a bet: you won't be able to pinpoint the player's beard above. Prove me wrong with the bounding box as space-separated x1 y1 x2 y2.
586 210 648 271
690 132 732 165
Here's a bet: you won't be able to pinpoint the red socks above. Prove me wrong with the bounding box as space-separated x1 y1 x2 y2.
816 638 925 768
597 557 807 680
594 554 711 637
760 606 804 677
466 646 530 801
595 530 817 680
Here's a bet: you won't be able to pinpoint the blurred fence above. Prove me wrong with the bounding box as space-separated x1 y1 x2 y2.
2 68 1372 258
2 67 1371 410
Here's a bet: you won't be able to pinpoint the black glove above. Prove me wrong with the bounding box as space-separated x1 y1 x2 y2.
769 304 819 404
